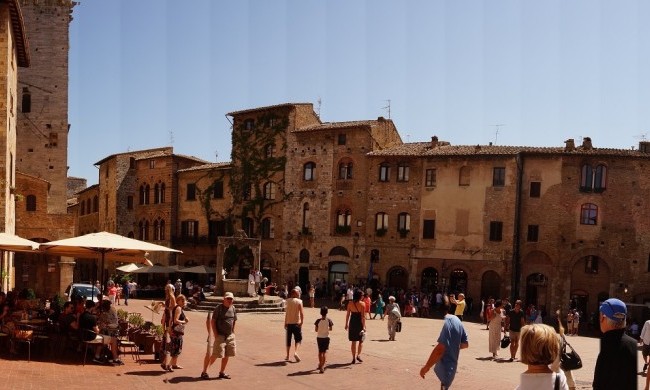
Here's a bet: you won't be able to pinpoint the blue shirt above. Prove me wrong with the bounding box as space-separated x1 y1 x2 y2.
434 314 468 387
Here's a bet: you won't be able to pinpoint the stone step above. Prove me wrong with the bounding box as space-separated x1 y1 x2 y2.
190 294 285 313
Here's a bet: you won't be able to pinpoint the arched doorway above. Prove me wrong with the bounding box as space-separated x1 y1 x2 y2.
387 266 408 290
525 273 548 308
481 270 501 300
260 253 273 281
571 255 611 316
420 267 438 293
449 269 467 294
329 262 348 290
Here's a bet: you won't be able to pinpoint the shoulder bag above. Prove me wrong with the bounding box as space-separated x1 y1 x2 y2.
560 335 582 371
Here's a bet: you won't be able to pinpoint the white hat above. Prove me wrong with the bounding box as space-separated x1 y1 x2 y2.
224 292 234 299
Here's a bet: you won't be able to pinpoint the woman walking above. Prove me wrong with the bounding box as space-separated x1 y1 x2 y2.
161 283 177 371
383 296 401 341
488 299 505 358
516 323 569 389
162 294 189 371
372 295 385 319
345 289 366 363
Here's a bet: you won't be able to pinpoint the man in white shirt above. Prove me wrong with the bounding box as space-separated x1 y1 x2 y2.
640 318 650 373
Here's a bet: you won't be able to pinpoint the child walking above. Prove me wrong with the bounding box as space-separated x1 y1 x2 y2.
314 306 334 373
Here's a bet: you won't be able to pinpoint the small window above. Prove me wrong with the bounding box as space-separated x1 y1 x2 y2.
26 195 36 211
493 167 505 187
181 220 198 239
93 195 99 212
489 221 503 241
425 169 436 187
21 90 31 113
527 225 539 242
375 212 388 230
242 183 252 201
139 184 150 205
397 164 409 182
585 256 599 274
423 219 435 239
261 218 273 239
379 163 390 182
139 220 150 241
186 183 196 201
265 144 275 158
302 203 310 230
303 162 316 181
149 160 155 169
530 182 541 198
80 200 85 215
580 203 598 225
338 134 347 145
213 181 224 199
370 249 380 263
243 119 254 131
263 182 275 200
336 210 352 227
242 217 254 237
127 196 134 210
129 157 136 169
580 164 607 192
459 166 470 186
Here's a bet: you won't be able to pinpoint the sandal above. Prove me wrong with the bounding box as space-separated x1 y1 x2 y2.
172 365 184 369
218 372 231 379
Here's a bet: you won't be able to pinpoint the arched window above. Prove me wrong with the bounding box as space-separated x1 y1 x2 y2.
299 249 310 263
263 182 275 200
459 166 471 186
397 212 411 233
261 217 272 239
379 163 390 182
338 162 353 179
397 163 409 182
594 165 607 192
139 184 150 205
159 220 165 240
153 220 159 240
139 220 149 240
26 195 36 212
154 182 166 203
375 212 388 230
243 217 254 237
580 203 598 225
154 183 160 203
302 203 310 231
93 195 99 212
581 164 607 192
21 88 31 113
336 209 352 227
304 162 316 181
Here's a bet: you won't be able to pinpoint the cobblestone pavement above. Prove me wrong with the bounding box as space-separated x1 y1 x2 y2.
0 298 646 389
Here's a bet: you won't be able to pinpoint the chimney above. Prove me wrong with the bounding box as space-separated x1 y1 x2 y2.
564 139 575 152
639 141 650 153
377 116 385 122
431 136 439 148
582 137 592 150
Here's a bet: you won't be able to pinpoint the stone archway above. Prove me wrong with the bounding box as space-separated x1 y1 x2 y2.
521 251 553 310
571 255 610 315
420 267 438 293
215 230 261 295
387 266 408 290
449 268 468 294
481 270 501 300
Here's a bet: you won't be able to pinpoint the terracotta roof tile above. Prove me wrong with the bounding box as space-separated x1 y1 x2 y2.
294 119 391 133
177 162 232 173
227 103 313 116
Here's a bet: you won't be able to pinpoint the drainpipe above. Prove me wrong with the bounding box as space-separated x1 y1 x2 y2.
512 153 524 301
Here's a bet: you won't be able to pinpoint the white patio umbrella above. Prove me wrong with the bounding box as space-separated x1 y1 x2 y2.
130 264 176 274
116 263 142 273
39 232 181 296
0 232 40 252
179 265 216 274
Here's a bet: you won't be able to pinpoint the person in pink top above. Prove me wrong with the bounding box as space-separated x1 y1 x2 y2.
107 283 117 305
362 293 372 320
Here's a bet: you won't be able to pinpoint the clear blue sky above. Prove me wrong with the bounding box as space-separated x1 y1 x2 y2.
68 0 650 185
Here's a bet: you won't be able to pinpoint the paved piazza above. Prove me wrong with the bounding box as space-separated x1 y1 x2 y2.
0 299 646 389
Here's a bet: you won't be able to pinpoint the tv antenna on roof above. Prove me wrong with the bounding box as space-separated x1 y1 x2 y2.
382 99 391 119
490 124 505 144
634 132 648 141
169 130 175 146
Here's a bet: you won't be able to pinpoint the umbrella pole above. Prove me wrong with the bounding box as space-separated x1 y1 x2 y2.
101 252 105 298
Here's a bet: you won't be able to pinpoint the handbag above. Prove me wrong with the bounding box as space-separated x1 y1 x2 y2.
396 320 402 332
172 323 185 335
500 334 511 348
560 335 582 371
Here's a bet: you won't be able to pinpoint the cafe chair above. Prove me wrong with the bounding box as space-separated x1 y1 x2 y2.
11 323 35 362
80 329 103 366
117 326 139 362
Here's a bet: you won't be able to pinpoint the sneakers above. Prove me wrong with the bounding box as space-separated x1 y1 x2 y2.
200 372 209 380
218 372 231 379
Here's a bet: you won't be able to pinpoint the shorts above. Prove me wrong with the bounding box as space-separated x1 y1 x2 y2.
212 334 236 358
285 324 303 346
509 330 520 342
316 337 330 352
642 343 650 359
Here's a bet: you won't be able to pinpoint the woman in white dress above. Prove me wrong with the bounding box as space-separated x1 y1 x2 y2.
488 299 505 358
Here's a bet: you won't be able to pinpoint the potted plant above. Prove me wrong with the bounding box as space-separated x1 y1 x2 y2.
152 324 164 360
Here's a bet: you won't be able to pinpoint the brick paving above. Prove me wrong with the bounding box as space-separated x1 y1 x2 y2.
0 298 646 389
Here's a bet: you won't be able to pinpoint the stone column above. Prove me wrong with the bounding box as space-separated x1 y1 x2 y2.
58 257 75 295
214 241 224 296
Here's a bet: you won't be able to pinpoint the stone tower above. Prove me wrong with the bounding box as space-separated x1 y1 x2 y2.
16 0 75 214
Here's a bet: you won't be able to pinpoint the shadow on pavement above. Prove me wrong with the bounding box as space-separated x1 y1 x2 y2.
255 361 290 367
475 356 494 361
287 369 318 376
325 362 353 369
124 370 167 376
165 376 213 383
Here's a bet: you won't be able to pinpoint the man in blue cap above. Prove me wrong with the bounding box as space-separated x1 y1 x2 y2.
593 298 637 390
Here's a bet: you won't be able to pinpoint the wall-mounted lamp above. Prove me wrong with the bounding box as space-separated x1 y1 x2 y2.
619 283 628 294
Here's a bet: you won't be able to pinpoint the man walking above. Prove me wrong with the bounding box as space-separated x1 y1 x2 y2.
419 301 469 389
640 317 650 374
201 292 237 380
505 300 525 362
593 298 637 390
284 288 304 362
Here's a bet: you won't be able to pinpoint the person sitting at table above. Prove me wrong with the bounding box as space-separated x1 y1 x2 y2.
58 302 76 334
0 292 9 324
97 300 122 365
